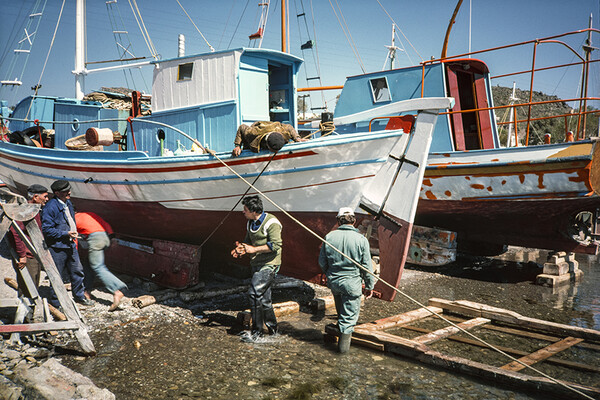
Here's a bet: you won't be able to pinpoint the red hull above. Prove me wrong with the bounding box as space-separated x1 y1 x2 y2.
415 197 600 255
73 198 405 300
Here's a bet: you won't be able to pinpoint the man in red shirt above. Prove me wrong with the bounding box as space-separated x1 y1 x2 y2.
8 184 48 299
75 212 127 311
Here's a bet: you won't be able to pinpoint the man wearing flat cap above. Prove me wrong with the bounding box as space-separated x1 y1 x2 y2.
232 121 307 157
7 184 49 301
42 180 92 307
319 207 375 353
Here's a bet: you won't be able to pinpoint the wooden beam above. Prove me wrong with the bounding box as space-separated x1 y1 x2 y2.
24 219 96 355
0 321 79 334
412 317 490 344
356 306 443 331
500 336 584 372
429 298 600 342
401 322 600 373
351 325 600 399
442 314 600 352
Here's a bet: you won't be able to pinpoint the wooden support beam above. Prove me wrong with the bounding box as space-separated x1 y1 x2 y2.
412 317 490 344
442 314 600 352
428 298 600 342
500 336 584 372
351 325 600 399
23 219 96 355
400 323 600 373
0 321 79 334
357 306 443 331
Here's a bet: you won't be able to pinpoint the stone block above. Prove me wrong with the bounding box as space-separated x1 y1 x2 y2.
543 261 569 276
14 358 115 400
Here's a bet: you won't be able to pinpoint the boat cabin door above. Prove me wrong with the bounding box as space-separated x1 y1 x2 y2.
268 63 294 124
445 61 495 151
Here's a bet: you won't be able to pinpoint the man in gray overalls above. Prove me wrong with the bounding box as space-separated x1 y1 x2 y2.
319 207 375 353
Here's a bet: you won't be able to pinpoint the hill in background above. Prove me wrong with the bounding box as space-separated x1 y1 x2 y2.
491 85 599 145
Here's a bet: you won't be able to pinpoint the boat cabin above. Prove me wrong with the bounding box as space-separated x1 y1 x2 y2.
334 59 500 153
6 48 302 155
138 48 303 155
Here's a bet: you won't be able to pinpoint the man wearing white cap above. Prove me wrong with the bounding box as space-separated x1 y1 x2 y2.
319 207 375 353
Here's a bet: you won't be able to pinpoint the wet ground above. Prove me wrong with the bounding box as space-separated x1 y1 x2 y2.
2 243 599 399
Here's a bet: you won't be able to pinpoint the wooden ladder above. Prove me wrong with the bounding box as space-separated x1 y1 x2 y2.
0 192 95 355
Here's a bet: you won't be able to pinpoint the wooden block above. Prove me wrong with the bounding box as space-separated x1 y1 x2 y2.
536 270 584 287
543 261 569 275
237 301 301 328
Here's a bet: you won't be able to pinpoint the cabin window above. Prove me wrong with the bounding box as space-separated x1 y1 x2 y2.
177 63 193 81
370 77 391 103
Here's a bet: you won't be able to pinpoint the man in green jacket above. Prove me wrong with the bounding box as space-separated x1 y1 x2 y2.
231 195 282 342
231 121 306 157
319 207 375 353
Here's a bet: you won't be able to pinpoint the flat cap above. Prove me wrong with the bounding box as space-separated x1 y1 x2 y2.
50 180 71 193
337 207 355 217
27 184 48 194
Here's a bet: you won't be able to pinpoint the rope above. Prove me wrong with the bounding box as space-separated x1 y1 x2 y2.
199 151 279 248
127 0 158 59
201 140 594 400
303 121 335 139
2 112 595 397
25 0 65 121
175 0 215 52
328 0 365 74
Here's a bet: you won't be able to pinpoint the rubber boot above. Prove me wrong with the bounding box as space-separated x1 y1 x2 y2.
250 305 264 336
264 307 278 335
338 332 352 353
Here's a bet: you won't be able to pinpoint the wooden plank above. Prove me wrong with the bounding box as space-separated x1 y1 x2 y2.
24 219 96 355
442 314 600 352
429 298 600 342
0 214 12 241
412 317 490 344
500 336 585 372
0 321 79 334
356 306 443 331
0 299 22 307
401 322 600 373
351 323 600 399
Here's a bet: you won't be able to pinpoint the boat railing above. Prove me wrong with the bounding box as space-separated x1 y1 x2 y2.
421 27 600 145
442 97 600 146
0 116 208 154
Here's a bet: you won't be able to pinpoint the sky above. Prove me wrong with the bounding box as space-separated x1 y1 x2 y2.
1 0 599 111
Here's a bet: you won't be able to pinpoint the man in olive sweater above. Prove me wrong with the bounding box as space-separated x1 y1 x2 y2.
231 195 282 342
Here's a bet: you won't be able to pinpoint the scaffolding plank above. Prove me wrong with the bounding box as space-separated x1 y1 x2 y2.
500 336 584 372
429 298 600 342
413 317 490 344
401 321 600 373
357 306 443 331
0 321 78 334
350 323 600 399
443 314 600 352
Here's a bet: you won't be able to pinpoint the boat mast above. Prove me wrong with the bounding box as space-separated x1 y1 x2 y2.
281 0 287 52
441 0 463 59
75 0 86 100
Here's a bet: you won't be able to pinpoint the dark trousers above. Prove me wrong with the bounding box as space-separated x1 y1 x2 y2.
48 247 85 307
248 266 278 335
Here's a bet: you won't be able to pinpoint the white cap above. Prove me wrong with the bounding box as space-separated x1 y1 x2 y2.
337 207 354 217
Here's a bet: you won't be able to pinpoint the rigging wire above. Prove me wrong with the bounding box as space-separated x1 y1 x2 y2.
375 0 424 63
227 0 251 50
309 0 327 110
106 0 132 90
328 0 365 73
24 0 65 121
127 0 159 59
218 0 236 50
1 0 48 105
175 0 215 52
